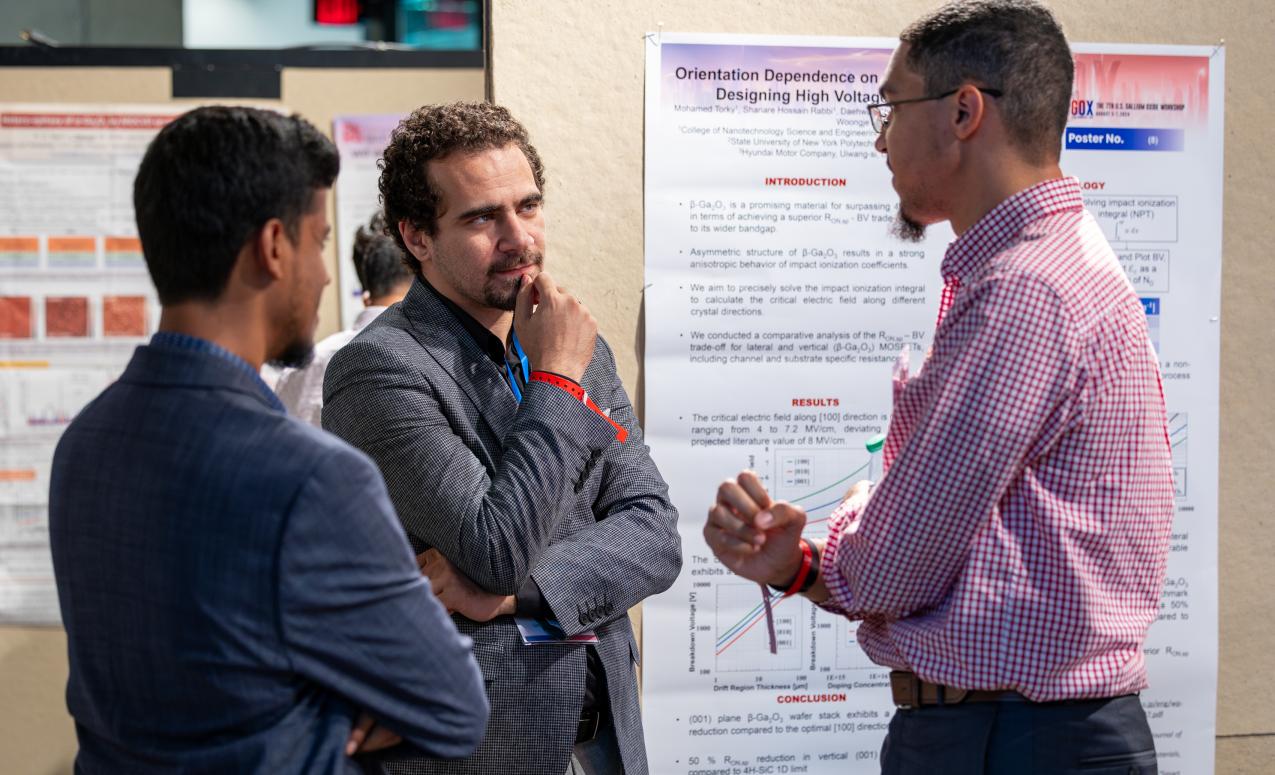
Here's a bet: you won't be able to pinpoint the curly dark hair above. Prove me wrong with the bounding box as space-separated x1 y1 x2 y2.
378 101 546 274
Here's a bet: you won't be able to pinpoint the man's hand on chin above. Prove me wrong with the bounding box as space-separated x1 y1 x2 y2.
417 548 516 622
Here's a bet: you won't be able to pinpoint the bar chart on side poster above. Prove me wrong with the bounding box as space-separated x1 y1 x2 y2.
640 33 1222 775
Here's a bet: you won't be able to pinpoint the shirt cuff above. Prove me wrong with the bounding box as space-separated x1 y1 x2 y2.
815 499 861 615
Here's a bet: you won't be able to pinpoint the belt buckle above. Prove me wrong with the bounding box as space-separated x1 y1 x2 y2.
576 709 601 744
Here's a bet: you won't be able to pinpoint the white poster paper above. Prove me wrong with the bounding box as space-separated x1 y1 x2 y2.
332 114 405 330
0 105 175 624
641 33 1222 775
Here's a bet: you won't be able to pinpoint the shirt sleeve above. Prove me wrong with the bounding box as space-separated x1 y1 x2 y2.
814 497 864 616
827 272 1081 620
278 445 489 758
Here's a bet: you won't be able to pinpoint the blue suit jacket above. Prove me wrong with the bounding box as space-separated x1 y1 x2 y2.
49 334 488 774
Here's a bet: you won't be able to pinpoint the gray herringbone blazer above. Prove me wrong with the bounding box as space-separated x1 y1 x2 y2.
323 279 681 775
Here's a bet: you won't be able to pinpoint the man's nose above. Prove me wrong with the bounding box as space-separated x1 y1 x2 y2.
497 212 535 252
875 129 887 154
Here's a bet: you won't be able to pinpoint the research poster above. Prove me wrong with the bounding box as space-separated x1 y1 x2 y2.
641 33 1222 775
0 105 175 624
332 114 404 330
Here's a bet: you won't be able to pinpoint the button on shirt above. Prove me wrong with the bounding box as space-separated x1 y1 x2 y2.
819 177 1175 701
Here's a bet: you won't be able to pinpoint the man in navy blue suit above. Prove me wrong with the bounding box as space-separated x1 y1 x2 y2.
48 106 488 774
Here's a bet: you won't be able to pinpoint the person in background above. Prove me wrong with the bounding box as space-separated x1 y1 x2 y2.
49 105 488 774
703 2 1175 773
275 211 414 426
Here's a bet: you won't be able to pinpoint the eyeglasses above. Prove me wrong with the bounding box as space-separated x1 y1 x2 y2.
866 87 1004 134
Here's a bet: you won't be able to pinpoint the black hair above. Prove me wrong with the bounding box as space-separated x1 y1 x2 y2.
354 212 414 299
133 105 339 304
379 101 545 274
901 0 1074 163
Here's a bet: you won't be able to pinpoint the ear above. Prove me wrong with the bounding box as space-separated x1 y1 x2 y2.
253 218 290 282
950 84 988 142
399 219 433 268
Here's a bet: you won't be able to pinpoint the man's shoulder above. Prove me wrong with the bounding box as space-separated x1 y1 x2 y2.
79 376 365 466
325 307 426 385
332 306 419 363
997 206 1115 271
53 382 382 538
312 326 360 362
987 210 1129 316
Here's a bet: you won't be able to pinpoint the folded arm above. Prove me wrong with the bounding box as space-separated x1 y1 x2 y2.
279 447 489 759
323 338 619 595
519 341 682 636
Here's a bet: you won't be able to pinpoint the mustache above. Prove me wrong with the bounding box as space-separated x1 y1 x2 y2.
488 250 544 276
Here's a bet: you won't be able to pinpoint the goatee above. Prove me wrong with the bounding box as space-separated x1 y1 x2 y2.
485 250 544 311
890 207 926 242
267 339 315 370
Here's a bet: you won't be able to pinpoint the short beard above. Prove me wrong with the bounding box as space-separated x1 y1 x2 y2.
483 249 544 311
267 339 315 370
890 207 926 242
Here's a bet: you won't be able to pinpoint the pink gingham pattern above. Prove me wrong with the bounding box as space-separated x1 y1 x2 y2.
819 178 1175 701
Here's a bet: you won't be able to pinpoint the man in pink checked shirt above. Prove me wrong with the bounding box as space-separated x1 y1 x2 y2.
704 2 1176 773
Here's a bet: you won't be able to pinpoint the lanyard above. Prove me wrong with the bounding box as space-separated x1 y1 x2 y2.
505 329 530 402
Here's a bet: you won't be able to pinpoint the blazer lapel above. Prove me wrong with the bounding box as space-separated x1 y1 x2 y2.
398 280 520 442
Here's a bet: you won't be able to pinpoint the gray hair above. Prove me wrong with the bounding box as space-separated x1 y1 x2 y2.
900 0 1074 163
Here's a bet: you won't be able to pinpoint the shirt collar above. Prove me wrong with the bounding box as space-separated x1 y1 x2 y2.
941 176 1085 283
352 305 387 332
418 277 508 368
149 331 286 412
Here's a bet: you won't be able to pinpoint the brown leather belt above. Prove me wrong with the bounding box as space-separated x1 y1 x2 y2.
889 670 1020 708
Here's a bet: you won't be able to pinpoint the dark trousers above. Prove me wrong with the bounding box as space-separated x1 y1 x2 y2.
880 694 1158 774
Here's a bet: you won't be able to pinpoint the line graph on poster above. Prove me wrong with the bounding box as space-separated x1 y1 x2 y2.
773 446 873 536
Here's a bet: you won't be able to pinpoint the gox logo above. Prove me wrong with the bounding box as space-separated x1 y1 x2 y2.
1071 99 1095 117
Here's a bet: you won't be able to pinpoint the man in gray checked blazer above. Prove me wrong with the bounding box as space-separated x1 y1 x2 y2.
323 102 681 775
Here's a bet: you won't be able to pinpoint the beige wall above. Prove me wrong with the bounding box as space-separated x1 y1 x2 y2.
0 64 482 772
488 0 1275 769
